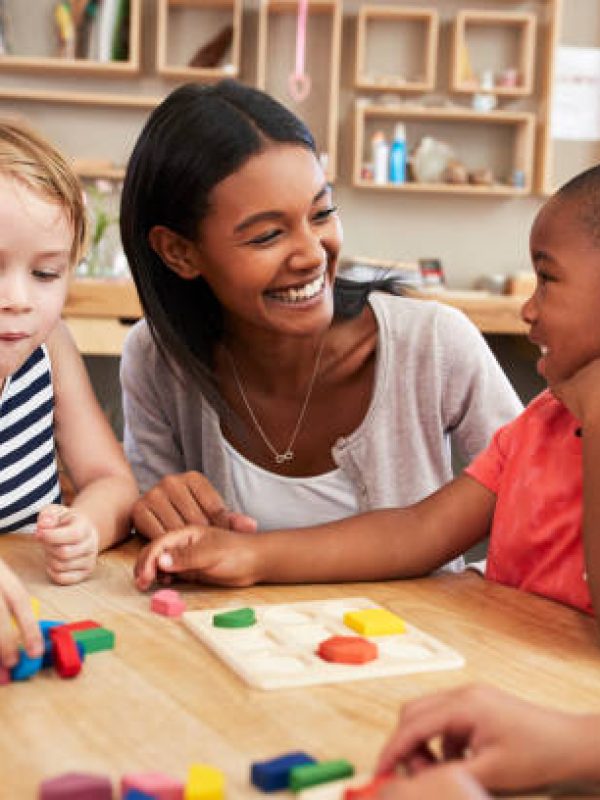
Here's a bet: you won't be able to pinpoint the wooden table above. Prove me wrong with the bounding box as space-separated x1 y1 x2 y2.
1 534 599 798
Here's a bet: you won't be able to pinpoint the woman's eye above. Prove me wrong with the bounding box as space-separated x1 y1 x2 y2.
313 205 338 223
247 229 282 245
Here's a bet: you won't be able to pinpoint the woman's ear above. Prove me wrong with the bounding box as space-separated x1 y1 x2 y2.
148 225 204 280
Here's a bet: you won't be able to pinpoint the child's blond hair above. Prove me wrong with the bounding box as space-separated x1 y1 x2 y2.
0 119 87 266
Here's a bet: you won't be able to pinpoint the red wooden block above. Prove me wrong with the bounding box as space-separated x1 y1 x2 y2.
63 619 101 633
50 627 82 678
344 774 395 800
317 636 378 665
39 771 112 798
151 589 187 618
0 665 10 685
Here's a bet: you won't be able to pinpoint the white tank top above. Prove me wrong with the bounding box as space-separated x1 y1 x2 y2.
223 438 359 531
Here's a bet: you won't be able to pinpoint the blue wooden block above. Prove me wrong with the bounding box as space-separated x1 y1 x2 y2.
251 752 316 792
123 790 156 800
10 648 43 681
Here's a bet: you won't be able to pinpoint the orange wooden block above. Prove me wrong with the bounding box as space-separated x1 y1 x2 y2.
344 774 395 800
317 636 378 665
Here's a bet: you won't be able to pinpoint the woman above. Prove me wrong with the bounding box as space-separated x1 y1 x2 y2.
119 80 521 574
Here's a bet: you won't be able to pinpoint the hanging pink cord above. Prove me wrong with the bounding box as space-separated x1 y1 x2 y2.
288 0 311 103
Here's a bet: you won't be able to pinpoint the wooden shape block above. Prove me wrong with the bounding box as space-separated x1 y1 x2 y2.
50 628 82 679
343 774 395 800
123 790 155 800
0 665 10 685
39 772 112 798
290 760 355 792
317 636 378 665
72 627 115 654
9 648 43 681
185 764 224 800
151 589 187 617
63 619 102 633
121 771 184 799
212 607 256 628
343 609 405 637
251 752 316 792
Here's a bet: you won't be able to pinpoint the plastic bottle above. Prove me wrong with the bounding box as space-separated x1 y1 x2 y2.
389 123 407 184
371 131 389 185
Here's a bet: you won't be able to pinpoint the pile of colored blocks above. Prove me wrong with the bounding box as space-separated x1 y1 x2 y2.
39 765 224 799
0 617 115 684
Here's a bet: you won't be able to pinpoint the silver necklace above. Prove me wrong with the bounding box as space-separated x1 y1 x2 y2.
227 340 325 465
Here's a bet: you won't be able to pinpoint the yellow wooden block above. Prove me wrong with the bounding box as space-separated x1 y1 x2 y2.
185 764 225 800
343 608 406 636
11 596 40 630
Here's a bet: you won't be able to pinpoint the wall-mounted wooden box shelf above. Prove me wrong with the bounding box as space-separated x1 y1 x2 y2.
354 102 536 196
156 0 242 81
256 0 342 182
355 6 439 93
451 9 537 98
0 0 141 76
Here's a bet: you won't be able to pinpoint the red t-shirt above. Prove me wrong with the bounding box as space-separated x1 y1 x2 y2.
465 390 592 615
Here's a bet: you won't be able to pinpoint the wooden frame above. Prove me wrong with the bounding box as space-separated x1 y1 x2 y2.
353 102 536 196
0 0 141 76
451 9 537 97
256 0 342 182
355 6 439 93
156 0 242 81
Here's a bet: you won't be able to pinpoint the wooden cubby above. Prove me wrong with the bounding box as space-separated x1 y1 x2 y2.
0 0 141 76
355 6 439 93
354 102 536 196
256 0 342 182
156 0 242 81
451 9 537 97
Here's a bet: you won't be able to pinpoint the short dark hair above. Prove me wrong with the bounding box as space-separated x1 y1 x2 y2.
558 163 600 245
120 80 316 395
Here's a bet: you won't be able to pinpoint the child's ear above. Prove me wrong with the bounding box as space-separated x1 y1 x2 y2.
148 225 204 280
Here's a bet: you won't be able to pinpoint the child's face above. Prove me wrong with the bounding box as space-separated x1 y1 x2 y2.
190 144 342 340
0 174 72 381
523 194 600 387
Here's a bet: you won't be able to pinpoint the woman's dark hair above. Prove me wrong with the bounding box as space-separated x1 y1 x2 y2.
120 80 316 394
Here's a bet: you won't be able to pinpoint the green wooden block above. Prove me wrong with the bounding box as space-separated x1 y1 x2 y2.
289 760 354 791
212 607 256 629
71 626 115 654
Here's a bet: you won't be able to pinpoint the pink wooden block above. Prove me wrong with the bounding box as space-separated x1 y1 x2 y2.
121 771 184 799
150 589 187 618
0 664 10 685
39 772 112 798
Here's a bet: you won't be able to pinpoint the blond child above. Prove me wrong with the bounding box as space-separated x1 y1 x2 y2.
0 121 138 667
134 161 600 625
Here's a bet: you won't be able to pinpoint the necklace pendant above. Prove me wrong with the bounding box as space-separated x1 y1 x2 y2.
275 451 294 464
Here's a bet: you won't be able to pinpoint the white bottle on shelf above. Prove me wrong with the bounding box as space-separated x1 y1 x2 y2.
371 131 389 185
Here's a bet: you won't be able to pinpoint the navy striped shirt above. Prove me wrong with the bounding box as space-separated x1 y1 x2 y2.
0 345 61 534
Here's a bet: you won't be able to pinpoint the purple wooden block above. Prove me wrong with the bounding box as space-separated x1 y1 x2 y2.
39 772 112 799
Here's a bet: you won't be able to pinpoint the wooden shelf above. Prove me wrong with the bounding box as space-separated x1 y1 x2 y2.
256 0 342 182
0 86 161 109
355 6 439 93
354 103 536 195
156 0 242 81
406 290 528 335
451 9 537 98
64 279 142 319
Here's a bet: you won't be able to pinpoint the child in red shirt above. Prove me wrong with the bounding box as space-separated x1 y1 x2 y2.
134 166 600 622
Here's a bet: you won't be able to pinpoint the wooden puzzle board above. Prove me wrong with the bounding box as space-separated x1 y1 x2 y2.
182 597 465 690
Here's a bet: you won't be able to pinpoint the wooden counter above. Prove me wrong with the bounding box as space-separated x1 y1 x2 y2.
1 533 599 797
62 280 528 356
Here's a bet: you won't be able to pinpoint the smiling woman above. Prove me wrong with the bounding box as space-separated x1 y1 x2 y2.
118 80 521 576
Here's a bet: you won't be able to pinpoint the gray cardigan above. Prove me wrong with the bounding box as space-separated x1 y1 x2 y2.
121 292 522 514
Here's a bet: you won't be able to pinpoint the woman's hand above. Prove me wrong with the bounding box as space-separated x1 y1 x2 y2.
376 684 598 793
134 525 262 590
374 766 489 800
0 559 43 668
132 471 257 540
36 504 99 585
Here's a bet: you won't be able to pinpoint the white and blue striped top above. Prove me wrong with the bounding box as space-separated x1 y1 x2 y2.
0 345 61 534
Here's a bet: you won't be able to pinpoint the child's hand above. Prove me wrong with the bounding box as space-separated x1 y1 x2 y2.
374 767 489 800
0 559 43 668
132 471 257 540
134 526 261 591
376 684 592 793
36 504 99 585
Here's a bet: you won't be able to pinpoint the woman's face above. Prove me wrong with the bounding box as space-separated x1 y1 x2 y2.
191 144 342 340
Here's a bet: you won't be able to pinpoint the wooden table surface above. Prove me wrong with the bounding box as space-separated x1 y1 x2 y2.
1 533 599 798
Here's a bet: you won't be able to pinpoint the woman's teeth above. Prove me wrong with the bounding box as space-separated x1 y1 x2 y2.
268 275 324 303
